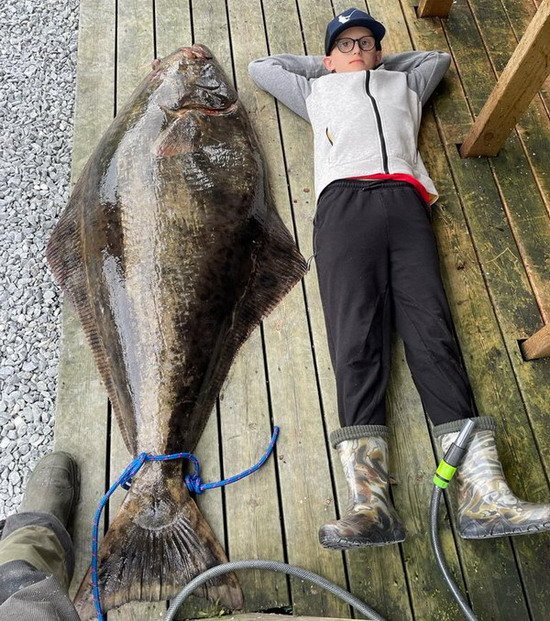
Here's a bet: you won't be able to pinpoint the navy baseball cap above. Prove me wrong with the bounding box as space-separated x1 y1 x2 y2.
325 7 386 55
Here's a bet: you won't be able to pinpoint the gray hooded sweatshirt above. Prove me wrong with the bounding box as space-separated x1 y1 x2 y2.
248 51 451 204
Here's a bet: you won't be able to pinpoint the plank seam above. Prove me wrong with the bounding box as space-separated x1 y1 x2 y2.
189 0 195 44
509 536 535 621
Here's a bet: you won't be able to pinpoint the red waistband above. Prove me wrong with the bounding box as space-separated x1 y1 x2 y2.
348 173 431 204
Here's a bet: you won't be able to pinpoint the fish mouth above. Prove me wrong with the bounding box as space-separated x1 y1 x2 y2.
162 101 238 118
199 101 239 116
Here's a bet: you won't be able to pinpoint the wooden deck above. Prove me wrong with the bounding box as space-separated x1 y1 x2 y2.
53 0 550 620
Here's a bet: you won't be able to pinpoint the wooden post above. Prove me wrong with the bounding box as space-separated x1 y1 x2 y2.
460 0 550 157
521 324 550 360
417 0 454 18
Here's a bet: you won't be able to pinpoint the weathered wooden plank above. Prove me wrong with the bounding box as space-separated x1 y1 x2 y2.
460 0 550 156
398 0 550 618
417 0 454 18
115 0 154 98
228 0 349 616
522 323 550 360
388 340 471 620
52 0 115 600
219 335 289 611
155 0 193 55
55 305 109 601
485 137 550 321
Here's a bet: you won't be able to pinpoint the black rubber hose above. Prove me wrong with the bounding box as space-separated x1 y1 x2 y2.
165 559 388 621
430 486 478 621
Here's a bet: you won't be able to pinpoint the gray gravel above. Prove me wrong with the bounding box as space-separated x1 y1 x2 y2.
0 0 79 518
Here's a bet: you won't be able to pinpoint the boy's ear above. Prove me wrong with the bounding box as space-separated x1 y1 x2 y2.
323 56 333 72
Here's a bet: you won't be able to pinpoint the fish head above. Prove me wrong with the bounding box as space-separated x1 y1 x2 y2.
154 44 238 116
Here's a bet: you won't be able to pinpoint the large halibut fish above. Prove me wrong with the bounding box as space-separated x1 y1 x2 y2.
47 44 307 617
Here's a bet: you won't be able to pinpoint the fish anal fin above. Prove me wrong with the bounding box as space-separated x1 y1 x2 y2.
234 208 308 343
188 205 307 436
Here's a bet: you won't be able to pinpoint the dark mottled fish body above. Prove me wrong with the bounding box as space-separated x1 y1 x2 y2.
46 44 306 618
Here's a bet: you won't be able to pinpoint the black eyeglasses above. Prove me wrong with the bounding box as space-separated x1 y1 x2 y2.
334 36 376 53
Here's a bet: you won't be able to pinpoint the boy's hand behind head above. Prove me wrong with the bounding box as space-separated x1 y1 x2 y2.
323 8 385 73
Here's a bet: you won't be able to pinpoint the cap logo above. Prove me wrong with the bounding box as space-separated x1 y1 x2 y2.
338 9 360 24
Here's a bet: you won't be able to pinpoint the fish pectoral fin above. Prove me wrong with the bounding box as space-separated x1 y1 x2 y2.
154 113 196 157
73 483 243 619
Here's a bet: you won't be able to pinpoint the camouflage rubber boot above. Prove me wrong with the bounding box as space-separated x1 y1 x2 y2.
434 417 550 539
319 425 406 549
19 452 79 528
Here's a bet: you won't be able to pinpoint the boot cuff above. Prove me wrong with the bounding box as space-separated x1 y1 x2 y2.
433 416 496 438
330 425 388 448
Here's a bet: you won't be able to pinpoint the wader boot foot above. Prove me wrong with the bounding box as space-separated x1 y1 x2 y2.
19 452 79 528
319 425 405 550
435 417 550 540
319 515 405 549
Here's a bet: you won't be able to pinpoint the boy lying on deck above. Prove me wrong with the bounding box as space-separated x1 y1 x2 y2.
248 7 550 549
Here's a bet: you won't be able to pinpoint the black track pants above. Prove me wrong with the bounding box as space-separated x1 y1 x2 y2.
313 179 476 428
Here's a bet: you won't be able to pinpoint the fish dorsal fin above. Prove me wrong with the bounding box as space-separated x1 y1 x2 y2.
46 181 137 454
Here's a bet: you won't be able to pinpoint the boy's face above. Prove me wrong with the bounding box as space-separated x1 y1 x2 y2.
323 26 382 73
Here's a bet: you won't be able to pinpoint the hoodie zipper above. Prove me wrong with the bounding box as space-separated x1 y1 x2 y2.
365 71 389 174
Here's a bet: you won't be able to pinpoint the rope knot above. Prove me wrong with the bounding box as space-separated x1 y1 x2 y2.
184 473 204 495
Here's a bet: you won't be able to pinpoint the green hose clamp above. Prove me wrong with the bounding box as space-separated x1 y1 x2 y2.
433 460 457 489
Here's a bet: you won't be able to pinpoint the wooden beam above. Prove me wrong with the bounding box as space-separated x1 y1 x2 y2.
521 324 550 360
417 0 453 18
460 0 550 156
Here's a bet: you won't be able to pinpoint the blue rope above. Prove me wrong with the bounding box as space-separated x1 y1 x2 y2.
91 426 279 620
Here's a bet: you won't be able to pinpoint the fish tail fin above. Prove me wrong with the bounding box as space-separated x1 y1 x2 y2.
74 474 243 619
